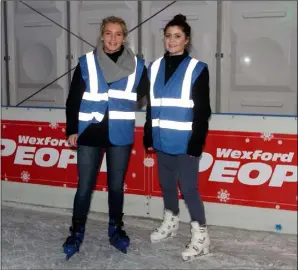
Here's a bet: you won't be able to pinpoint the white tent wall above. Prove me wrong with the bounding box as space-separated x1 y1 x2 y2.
2 1 297 115
220 1 297 115
69 1 139 80
141 1 218 112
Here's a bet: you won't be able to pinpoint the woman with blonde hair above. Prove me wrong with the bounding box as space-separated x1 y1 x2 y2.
63 16 149 259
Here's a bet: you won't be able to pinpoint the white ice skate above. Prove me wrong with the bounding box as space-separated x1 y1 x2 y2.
182 221 210 261
150 210 179 243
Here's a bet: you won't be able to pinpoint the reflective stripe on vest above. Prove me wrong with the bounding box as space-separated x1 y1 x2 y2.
150 57 199 131
78 112 105 122
152 119 192 131
79 52 138 122
107 55 138 120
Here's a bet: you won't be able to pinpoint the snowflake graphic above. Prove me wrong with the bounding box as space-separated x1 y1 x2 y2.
132 149 136 155
260 132 274 141
62 128 65 132
278 140 283 145
49 121 59 129
4 173 8 181
102 187 107 192
217 189 230 203
21 171 30 183
132 173 136 178
245 138 250 143
143 157 155 167
124 184 128 192
38 127 42 131
178 188 181 196
63 184 67 188
3 125 6 129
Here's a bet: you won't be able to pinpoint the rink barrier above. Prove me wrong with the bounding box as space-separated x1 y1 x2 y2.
1 107 297 234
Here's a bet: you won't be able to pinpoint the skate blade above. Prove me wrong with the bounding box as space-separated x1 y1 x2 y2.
109 240 129 254
63 247 79 260
119 248 127 254
182 248 211 262
65 252 77 261
150 231 178 243
112 245 128 254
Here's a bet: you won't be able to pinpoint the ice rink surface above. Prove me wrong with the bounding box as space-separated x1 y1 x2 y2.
2 202 297 269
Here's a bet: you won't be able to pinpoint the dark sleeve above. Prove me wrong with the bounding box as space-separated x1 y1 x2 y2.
142 75 153 149
187 66 212 157
136 65 153 148
136 66 149 101
65 63 85 137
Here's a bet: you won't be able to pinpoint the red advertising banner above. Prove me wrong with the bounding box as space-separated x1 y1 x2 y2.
1 120 297 211
149 130 297 210
1 120 148 195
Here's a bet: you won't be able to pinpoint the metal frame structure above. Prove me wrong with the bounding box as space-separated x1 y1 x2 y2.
2 1 223 110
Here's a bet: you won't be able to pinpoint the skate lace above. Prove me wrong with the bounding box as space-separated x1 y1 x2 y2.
65 227 84 245
186 229 206 250
65 233 83 246
156 217 174 233
110 223 128 238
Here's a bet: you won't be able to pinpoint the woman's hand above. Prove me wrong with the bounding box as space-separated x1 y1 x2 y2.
68 134 78 147
146 147 154 153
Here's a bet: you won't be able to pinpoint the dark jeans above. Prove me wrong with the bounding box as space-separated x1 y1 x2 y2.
72 145 131 224
156 151 206 225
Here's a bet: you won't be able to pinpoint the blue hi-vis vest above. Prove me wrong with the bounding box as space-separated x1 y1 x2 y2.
78 50 145 146
148 56 207 155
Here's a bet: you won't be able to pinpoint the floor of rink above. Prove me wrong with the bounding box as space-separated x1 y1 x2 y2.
2 202 297 270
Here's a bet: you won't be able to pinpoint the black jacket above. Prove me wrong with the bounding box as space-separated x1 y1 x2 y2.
143 50 211 157
65 47 149 147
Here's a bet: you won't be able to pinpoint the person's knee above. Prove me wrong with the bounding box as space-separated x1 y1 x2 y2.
108 178 124 193
159 181 177 192
180 184 198 197
76 184 93 200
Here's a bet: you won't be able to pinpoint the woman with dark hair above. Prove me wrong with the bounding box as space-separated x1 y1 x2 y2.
144 14 211 261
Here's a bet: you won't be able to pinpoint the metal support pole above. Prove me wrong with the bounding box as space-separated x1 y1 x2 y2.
215 0 223 113
137 1 143 58
3 0 10 106
16 1 176 106
66 1 72 88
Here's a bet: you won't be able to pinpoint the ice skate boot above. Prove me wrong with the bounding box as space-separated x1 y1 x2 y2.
108 218 130 254
150 210 179 243
62 219 85 260
182 221 210 261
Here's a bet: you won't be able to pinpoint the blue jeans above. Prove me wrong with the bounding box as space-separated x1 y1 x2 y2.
72 145 131 223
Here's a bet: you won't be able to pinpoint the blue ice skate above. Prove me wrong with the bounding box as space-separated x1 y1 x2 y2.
63 223 85 260
108 219 130 254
